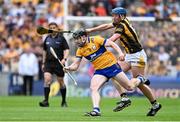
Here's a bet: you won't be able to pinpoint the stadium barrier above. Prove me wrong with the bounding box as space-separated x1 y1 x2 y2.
0 72 10 96
2 72 179 98
29 75 180 98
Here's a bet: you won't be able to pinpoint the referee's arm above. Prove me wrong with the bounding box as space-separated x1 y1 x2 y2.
42 50 46 71
63 49 69 61
42 51 46 64
62 36 70 63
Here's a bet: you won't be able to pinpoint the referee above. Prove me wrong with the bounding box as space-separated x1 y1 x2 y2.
39 22 69 107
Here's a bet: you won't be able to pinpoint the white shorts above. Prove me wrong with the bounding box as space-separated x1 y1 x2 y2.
125 49 147 67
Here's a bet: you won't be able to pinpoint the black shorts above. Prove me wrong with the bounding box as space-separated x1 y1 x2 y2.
44 60 64 77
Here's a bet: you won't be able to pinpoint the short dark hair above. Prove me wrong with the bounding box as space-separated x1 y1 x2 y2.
48 22 58 27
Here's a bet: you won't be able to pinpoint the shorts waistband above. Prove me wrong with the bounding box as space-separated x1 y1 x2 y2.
128 48 143 54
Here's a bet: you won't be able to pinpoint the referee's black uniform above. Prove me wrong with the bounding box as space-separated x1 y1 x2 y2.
39 32 69 107
43 33 69 76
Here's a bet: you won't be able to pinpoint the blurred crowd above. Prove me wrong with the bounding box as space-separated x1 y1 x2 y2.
0 0 65 80
69 0 180 18
138 21 180 76
0 0 179 81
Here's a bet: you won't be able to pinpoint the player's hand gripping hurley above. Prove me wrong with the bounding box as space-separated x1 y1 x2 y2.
50 47 77 86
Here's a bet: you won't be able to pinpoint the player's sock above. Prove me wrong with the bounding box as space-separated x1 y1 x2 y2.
151 100 157 105
136 75 148 85
60 85 66 103
44 86 50 102
120 93 130 101
136 75 150 86
121 93 129 100
93 107 100 113
121 97 130 101
120 93 128 98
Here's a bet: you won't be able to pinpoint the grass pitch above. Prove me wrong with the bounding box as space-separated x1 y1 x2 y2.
0 96 179 121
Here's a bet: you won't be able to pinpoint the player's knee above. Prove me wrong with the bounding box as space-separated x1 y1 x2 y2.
59 81 66 88
90 86 98 92
44 81 50 87
131 78 137 83
125 85 133 91
57 77 63 81
44 75 51 81
57 78 64 85
44 79 51 85
44 76 51 85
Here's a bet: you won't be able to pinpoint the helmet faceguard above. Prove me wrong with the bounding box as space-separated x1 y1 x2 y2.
72 29 87 47
72 29 87 39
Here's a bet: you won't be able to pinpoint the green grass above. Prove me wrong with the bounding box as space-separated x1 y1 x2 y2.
0 96 179 121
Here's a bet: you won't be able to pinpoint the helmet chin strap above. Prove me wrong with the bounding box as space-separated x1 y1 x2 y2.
82 36 88 43
78 38 86 47
81 40 86 46
82 39 85 43
78 42 85 47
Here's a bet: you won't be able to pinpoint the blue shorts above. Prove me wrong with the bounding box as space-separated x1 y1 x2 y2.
94 63 122 80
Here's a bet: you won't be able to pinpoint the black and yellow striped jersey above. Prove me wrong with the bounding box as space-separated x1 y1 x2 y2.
113 18 143 54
